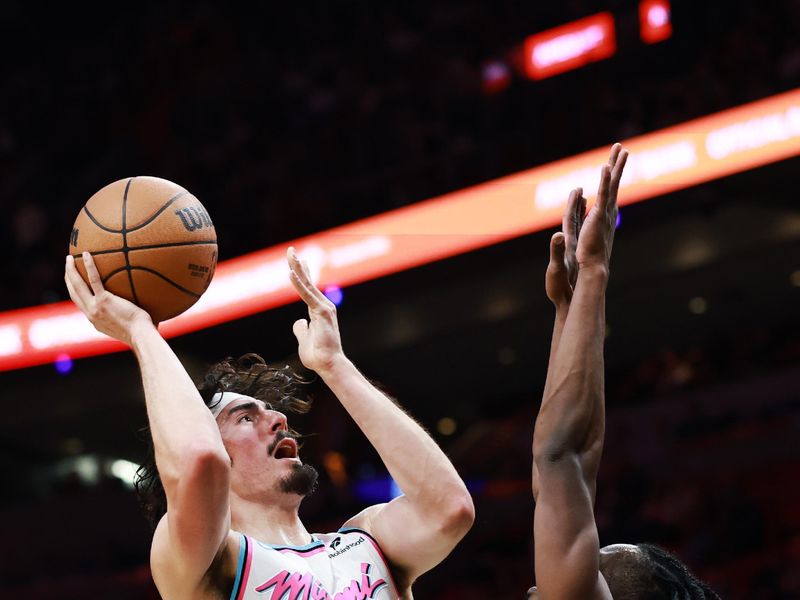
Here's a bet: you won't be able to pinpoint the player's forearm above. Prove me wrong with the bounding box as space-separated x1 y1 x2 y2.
319 356 473 523
534 266 607 460
130 321 228 484
542 306 569 398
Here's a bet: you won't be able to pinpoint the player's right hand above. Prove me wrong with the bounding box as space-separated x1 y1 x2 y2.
545 187 585 308
65 252 155 346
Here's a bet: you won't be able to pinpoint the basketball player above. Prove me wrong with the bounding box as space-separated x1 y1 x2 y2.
528 144 720 599
64 247 474 599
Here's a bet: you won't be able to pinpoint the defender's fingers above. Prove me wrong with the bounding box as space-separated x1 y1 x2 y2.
562 188 580 239
549 232 566 268
576 192 587 234
82 252 105 296
65 255 92 308
596 164 611 212
609 149 628 198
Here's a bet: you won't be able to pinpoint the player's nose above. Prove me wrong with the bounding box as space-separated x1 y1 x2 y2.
266 410 288 433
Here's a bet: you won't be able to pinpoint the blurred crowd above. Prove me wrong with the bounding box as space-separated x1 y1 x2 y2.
2 0 800 311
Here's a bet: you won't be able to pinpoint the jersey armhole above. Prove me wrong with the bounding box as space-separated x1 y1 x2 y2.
229 534 253 600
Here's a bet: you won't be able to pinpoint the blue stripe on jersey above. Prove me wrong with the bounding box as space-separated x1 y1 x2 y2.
258 538 324 552
229 534 247 600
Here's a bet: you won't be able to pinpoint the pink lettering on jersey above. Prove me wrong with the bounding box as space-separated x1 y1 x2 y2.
254 562 387 600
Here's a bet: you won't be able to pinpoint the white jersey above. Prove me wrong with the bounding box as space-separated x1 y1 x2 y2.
229 527 401 600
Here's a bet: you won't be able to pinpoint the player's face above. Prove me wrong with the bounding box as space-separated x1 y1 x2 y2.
216 399 305 497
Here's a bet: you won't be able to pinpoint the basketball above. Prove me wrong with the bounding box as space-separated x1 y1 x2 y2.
69 176 217 323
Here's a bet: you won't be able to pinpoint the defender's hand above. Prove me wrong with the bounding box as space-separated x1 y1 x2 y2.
545 187 585 308
287 247 345 375
64 252 155 346
576 143 628 271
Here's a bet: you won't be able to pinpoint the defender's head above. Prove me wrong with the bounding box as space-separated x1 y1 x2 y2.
527 543 720 600
135 354 318 526
598 543 720 599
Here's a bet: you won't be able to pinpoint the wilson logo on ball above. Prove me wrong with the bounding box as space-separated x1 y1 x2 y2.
175 206 214 232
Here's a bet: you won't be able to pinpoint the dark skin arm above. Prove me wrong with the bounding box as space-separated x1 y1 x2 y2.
532 144 628 600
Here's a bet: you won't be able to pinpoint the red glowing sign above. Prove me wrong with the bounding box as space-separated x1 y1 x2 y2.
2 88 800 371
523 13 616 80
640 0 673 44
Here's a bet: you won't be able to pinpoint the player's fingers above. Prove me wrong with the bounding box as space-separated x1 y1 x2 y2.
65 255 92 308
608 143 621 168
82 252 105 296
64 265 85 313
288 247 334 309
292 319 309 344
288 268 318 307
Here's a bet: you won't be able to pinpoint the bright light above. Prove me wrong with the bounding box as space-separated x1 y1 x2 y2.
110 458 141 489
523 13 616 80
437 417 457 436
0 325 22 357
648 5 669 27
688 297 708 315
54 353 73 375
323 285 344 306
639 0 672 44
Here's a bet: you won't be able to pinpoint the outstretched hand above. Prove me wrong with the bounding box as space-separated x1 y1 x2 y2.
287 247 345 375
575 143 628 271
545 187 585 308
64 252 155 346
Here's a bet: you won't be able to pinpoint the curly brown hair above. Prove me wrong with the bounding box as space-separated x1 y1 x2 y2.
134 353 313 528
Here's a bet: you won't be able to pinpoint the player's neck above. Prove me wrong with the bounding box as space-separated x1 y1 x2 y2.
230 494 310 547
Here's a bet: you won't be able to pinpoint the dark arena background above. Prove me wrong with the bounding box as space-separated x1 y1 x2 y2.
2 2 800 598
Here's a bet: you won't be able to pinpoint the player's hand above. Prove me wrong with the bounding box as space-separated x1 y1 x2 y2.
287 247 345 376
545 187 585 308
65 252 155 346
575 143 628 272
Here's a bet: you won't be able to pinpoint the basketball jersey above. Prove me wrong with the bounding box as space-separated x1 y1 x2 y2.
229 527 401 600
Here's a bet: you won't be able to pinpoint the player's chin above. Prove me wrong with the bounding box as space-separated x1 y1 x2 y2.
279 462 319 497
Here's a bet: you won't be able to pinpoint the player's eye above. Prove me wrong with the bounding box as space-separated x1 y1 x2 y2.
238 415 253 423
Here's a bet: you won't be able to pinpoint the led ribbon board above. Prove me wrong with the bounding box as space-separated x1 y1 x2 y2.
2 87 800 371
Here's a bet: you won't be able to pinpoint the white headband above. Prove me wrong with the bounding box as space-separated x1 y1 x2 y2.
209 391 257 418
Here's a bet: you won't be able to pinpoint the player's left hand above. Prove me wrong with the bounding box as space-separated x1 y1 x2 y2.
576 143 628 272
287 247 345 375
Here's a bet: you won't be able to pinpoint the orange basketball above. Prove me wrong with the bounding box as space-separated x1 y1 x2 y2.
69 176 217 323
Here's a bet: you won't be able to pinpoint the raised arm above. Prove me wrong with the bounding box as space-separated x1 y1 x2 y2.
286 248 474 587
532 145 627 600
65 253 231 598
534 186 587 500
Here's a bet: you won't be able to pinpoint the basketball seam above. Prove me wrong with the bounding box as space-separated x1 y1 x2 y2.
101 266 202 298
126 191 189 232
122 178 140 305
83 206 122 233
129 266 202 298
70 240 217 258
